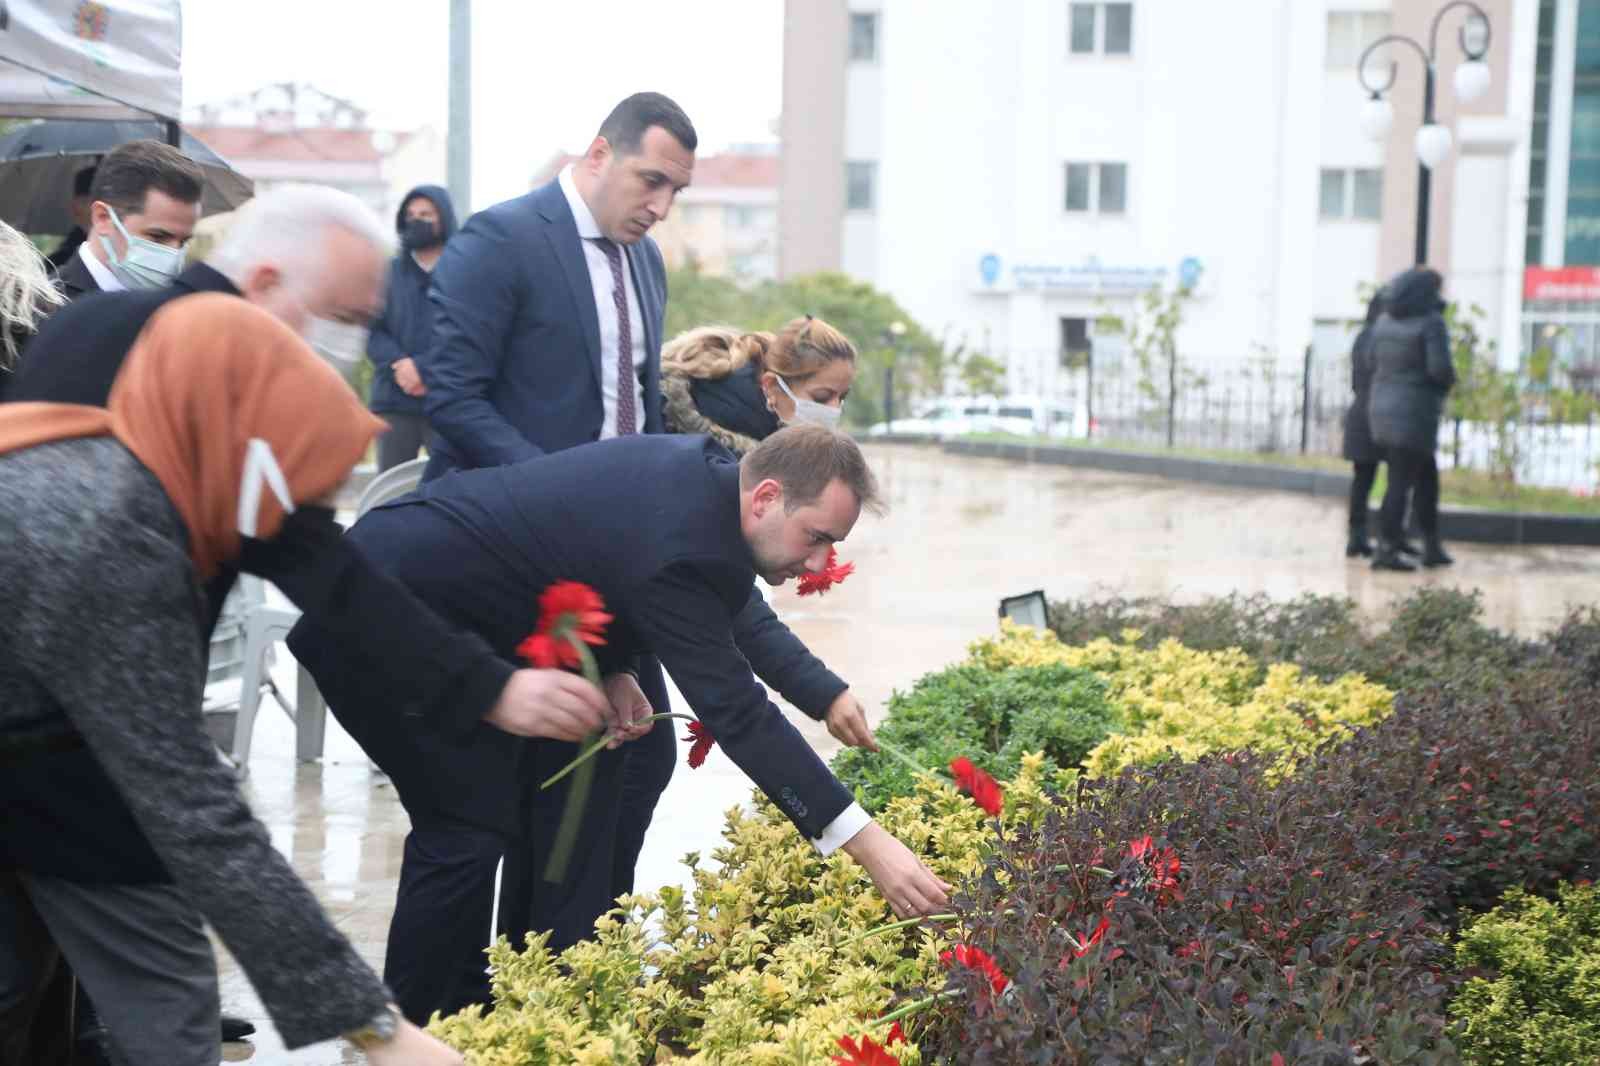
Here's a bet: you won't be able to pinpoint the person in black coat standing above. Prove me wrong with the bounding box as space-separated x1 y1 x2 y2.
365 184 458 470
1368 267 1456 571
1342 293 1388 558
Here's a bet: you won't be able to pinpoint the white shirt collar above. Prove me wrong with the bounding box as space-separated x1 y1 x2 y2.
78 239 124 292
558 164 604 241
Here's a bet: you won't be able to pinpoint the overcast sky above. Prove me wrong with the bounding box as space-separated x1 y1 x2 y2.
181 0 784 207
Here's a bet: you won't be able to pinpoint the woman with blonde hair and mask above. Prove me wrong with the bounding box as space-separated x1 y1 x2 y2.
660 314 857 455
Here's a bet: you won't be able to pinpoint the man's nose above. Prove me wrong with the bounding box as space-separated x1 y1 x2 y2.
649 188 676 221
805 546 830 572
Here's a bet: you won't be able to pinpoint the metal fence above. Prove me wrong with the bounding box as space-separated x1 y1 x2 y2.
989 349 1600 493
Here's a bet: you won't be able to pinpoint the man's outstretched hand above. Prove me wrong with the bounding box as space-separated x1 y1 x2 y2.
842 822 952 920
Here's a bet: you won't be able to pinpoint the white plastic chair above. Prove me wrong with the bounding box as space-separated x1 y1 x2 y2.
226 574 327 772
354 456 429 515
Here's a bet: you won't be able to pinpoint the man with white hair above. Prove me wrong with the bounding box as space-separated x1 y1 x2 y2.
2 185 615 1061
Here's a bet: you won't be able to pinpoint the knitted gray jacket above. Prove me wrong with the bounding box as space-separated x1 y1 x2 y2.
0 437 388 1048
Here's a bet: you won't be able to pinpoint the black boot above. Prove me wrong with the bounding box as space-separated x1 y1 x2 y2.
1396 538 1423 557
222 1014 257 1041
1422 537 1454 568
1345 529 1373 557
1372 542 1417 572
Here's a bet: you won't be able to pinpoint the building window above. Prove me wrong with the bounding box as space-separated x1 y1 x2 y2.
1326 11 1392 69
1060 316 1094 368
849 12 878 63
1319 167 1383 220
846 161 877 211
1064 161 1129 215
1069 3 1133 56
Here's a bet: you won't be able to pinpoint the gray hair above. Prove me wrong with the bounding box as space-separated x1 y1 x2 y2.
0 219 64 368
207 184 392 289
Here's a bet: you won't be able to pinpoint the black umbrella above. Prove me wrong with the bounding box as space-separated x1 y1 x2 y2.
0 119 253 234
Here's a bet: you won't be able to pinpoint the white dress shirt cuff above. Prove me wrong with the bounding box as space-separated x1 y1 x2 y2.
811 802 871 856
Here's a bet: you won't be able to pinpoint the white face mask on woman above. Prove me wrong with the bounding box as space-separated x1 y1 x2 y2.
303 315 369 376
774 374 843 429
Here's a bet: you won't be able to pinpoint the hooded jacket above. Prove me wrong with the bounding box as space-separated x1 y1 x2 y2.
1368 267 1455 454
366 184 459 415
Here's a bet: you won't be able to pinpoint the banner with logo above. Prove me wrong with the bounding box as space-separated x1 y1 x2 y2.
0 0 182 121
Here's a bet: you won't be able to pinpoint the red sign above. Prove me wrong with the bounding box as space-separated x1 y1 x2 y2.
1525 266 1600 302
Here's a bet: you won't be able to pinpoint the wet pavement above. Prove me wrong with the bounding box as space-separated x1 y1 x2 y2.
216 444 1600 1061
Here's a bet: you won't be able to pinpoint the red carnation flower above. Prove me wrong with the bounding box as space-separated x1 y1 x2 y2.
684 720 716 769
797 546 855 597
949 756 1004 816
940 943 1011 996
517 581 612 670
884 1021 907 1046
832 1034 900 1066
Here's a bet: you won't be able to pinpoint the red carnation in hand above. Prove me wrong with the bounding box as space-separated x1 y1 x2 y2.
940 943 1011 996
949 756 1004 816
684 720 716 769
797 546 855 597
832 1034 901 1066
517 581 612 669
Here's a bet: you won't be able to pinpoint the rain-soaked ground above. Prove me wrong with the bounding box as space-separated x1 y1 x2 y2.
216 443 1600 1061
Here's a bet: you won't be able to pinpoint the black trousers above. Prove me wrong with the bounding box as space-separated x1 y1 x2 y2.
1348 460 1379 532
1379 447 1439 543
610 661 675 899
375 412 429 472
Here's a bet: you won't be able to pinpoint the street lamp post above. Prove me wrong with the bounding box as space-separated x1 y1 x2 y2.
884 319 907 429
1356 1 1493 265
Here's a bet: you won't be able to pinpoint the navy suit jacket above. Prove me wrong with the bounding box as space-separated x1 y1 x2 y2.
291 436 855 841
420 179 665 479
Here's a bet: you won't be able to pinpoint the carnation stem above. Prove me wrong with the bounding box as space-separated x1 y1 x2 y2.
842 913 958 947
540 711 699 790
543 638 605 883
877 990 960 1026
875 737 945 781
1052 863 1117 877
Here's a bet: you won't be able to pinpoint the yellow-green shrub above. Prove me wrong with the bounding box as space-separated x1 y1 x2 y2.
430 755 1061 1064
969 621 1393 778
1449 882 1600 1065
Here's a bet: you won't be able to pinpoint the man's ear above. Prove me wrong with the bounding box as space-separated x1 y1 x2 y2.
750 477 784 518
239 263 282 300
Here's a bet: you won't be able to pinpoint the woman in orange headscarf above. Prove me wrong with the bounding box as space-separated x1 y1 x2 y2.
0 295 461 1065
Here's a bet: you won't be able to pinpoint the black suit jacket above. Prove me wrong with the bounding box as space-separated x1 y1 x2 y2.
292 435 856 841
48 249 101 305
4 263 513 739
420 180 665 480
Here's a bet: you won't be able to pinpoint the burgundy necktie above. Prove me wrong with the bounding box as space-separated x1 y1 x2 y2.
593 238 637 436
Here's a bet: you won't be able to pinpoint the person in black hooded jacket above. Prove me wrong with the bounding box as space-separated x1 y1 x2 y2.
1368 267 1456 570
1342 291 1388 558
366 184 459 470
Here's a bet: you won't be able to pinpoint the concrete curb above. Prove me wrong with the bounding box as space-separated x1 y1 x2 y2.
865 436 1600 547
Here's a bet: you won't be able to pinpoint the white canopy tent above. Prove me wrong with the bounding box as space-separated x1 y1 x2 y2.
0 0 182 122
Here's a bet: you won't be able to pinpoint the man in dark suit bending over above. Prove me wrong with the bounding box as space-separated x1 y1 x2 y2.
291 425 952 1024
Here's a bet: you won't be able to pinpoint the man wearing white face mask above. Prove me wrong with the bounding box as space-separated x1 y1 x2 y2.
49 140 203 303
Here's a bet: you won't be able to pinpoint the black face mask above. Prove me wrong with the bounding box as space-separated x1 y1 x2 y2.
400 217 441 251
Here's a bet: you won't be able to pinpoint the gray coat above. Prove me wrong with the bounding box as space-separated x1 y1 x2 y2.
0 437 388 1048
1368 272 1454 454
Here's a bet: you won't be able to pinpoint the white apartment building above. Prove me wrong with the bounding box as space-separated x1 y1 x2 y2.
781 0 1595 400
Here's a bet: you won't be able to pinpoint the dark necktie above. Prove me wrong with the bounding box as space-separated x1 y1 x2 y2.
592 238 637 436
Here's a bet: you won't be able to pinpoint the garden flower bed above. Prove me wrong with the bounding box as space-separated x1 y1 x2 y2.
433 590 1600 1064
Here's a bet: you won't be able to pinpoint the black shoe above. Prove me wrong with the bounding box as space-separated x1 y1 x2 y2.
1372 543 1417 572
1345 532 1373 558
1422 539 1454 568
221 1014 257 1041
1396 539 1423 557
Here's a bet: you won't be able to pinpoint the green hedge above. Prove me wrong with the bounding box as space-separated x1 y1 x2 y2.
831 662 1117 812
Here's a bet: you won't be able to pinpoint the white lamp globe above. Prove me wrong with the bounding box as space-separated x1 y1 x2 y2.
1360 95 1395 141
1454 59 1491 102
1415 123 1454 168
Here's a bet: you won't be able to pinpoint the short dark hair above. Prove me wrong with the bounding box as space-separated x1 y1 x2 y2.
741 424 885 517
89 140 204 217
598 92 697 157
72 165 97 197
